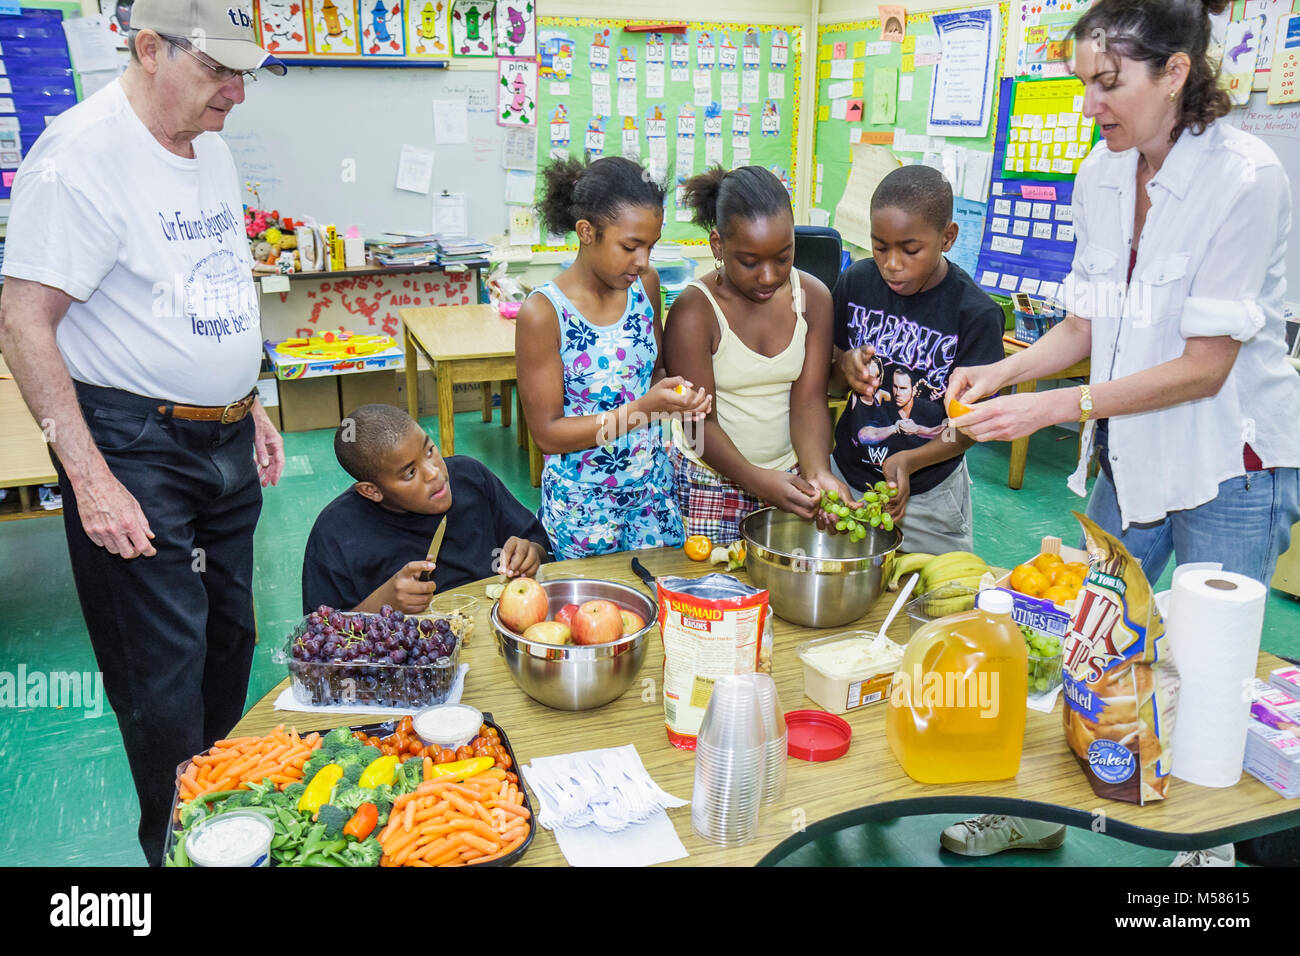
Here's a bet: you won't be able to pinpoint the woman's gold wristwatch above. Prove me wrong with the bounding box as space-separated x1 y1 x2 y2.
1078 385 1094 424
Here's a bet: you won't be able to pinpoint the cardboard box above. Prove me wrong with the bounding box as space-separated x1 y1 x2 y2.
393 371 483 418
278 376 342 432
255 372 281 432
339 370 401 415
992 536 1090 643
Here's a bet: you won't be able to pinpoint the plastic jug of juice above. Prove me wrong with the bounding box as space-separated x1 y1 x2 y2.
886 589 1027 783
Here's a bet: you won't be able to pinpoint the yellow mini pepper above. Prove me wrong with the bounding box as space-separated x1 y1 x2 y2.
358 755 399 789
426 757 495 783
299 764 343 814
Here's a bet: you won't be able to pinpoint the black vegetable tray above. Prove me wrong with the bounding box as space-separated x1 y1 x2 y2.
165 711 533 867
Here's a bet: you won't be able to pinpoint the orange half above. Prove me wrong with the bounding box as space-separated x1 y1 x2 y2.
947 398 973 419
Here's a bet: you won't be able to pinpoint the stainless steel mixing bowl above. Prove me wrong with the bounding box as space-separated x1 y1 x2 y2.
490 578 656 711
740 507 901 628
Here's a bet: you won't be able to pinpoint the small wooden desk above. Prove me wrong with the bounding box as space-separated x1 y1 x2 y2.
399 304 543 487
0 356 60 520
1002 336 1091 491
234 548 1300 866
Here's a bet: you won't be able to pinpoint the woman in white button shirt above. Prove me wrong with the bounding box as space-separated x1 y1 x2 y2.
942 0 1300 865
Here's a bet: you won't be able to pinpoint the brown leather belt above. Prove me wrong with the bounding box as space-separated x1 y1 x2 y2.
156 390 257 424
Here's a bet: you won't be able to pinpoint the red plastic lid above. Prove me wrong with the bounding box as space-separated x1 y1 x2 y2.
785 710 852 762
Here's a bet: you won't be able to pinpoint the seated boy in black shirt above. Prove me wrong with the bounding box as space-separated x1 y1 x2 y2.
828 164 1004 555
302 404 551 614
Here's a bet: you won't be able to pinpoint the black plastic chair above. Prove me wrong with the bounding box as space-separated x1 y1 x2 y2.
793 225 845 292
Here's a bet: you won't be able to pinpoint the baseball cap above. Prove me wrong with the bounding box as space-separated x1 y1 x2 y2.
130 0 287 75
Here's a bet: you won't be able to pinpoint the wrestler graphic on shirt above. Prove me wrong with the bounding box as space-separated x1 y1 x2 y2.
857 366 945 445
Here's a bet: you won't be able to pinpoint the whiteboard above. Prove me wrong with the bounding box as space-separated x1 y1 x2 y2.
219 67 508 240
1227 92 1300 312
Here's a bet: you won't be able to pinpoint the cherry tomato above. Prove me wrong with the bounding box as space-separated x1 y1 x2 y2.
398 716 414 736
497 752 512 771
352 731 368 742
438 749 456 764
407 739 422 755
483 727 500 740
456 745 474 762
505 772 518 784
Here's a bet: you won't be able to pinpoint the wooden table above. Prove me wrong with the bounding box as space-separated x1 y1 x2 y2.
234 548 1300 866
0 356 60 520
399 304 543 487
1002 336 1091 491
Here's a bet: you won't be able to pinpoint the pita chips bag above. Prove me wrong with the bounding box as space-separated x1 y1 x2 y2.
1062 513 1179 804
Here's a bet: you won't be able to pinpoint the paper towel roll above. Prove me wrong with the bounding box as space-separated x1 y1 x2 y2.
1168 568 1267 788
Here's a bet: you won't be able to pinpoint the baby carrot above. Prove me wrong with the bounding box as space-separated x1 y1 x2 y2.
423 756 434 782
404 800 417 833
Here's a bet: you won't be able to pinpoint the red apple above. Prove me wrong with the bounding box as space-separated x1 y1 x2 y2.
619 609 646 634
553 603 581 629
571 599 626 645
498 577 548 634
523 621 571 645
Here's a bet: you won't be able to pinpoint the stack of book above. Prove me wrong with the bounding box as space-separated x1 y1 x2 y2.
435 234 493 265
1244 678 1300 798
366 233 439 267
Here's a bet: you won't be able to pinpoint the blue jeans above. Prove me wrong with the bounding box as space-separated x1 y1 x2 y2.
1083 468 1300 588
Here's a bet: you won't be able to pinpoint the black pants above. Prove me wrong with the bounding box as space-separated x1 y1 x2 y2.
54 382 263 866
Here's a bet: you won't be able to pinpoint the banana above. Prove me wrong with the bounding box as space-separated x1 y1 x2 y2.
886 552 935 590
920 593 979 619
917 552 990 595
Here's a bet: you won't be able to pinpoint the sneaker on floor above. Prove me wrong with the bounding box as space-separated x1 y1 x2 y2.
940 815 1067 857
1171 845 1235 867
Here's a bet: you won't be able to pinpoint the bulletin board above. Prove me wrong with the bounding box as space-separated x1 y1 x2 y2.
810 1 1010 254
532 16 804 250
972 76 1085 299
0 1 83 202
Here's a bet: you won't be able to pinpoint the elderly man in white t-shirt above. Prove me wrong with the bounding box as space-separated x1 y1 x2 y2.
0 0 286 866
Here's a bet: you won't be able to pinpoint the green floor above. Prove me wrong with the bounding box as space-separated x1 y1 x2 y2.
2 411 1298 866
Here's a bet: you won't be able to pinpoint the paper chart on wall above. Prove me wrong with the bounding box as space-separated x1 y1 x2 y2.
833 143 902 249
928 5 999 138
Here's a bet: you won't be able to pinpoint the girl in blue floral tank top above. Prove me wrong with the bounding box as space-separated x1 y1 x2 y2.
516 156 712 559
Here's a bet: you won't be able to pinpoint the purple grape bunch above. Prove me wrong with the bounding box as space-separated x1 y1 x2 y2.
289 605 460 707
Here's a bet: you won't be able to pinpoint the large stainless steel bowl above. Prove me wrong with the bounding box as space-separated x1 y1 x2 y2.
741 507 901 628
490 578 656 711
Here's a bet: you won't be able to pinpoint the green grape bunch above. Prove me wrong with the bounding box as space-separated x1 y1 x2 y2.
818 485 899 542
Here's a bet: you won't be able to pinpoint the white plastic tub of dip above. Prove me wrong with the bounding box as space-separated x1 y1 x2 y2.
414 703 483 751
797 631 907 715
186 811 275 867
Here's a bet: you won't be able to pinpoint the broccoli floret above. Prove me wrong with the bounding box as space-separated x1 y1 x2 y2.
336 754 368 785
368 785 396 825
316 803 350 839
330 781 367 813
338 835 383 868
322 726 355 751
282 781 307 805
218 791 254 809
393 756 424 794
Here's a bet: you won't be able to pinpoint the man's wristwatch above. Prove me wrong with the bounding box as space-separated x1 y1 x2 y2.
1078 384 1094 424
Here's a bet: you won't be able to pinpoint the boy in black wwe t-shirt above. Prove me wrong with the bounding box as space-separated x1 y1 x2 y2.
829 165 1004 554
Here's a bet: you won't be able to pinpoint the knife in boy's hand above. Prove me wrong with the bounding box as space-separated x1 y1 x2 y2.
419 517 448 583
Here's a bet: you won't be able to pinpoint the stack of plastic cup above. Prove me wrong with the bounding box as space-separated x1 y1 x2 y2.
752 673 788 805
692 675 766 846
